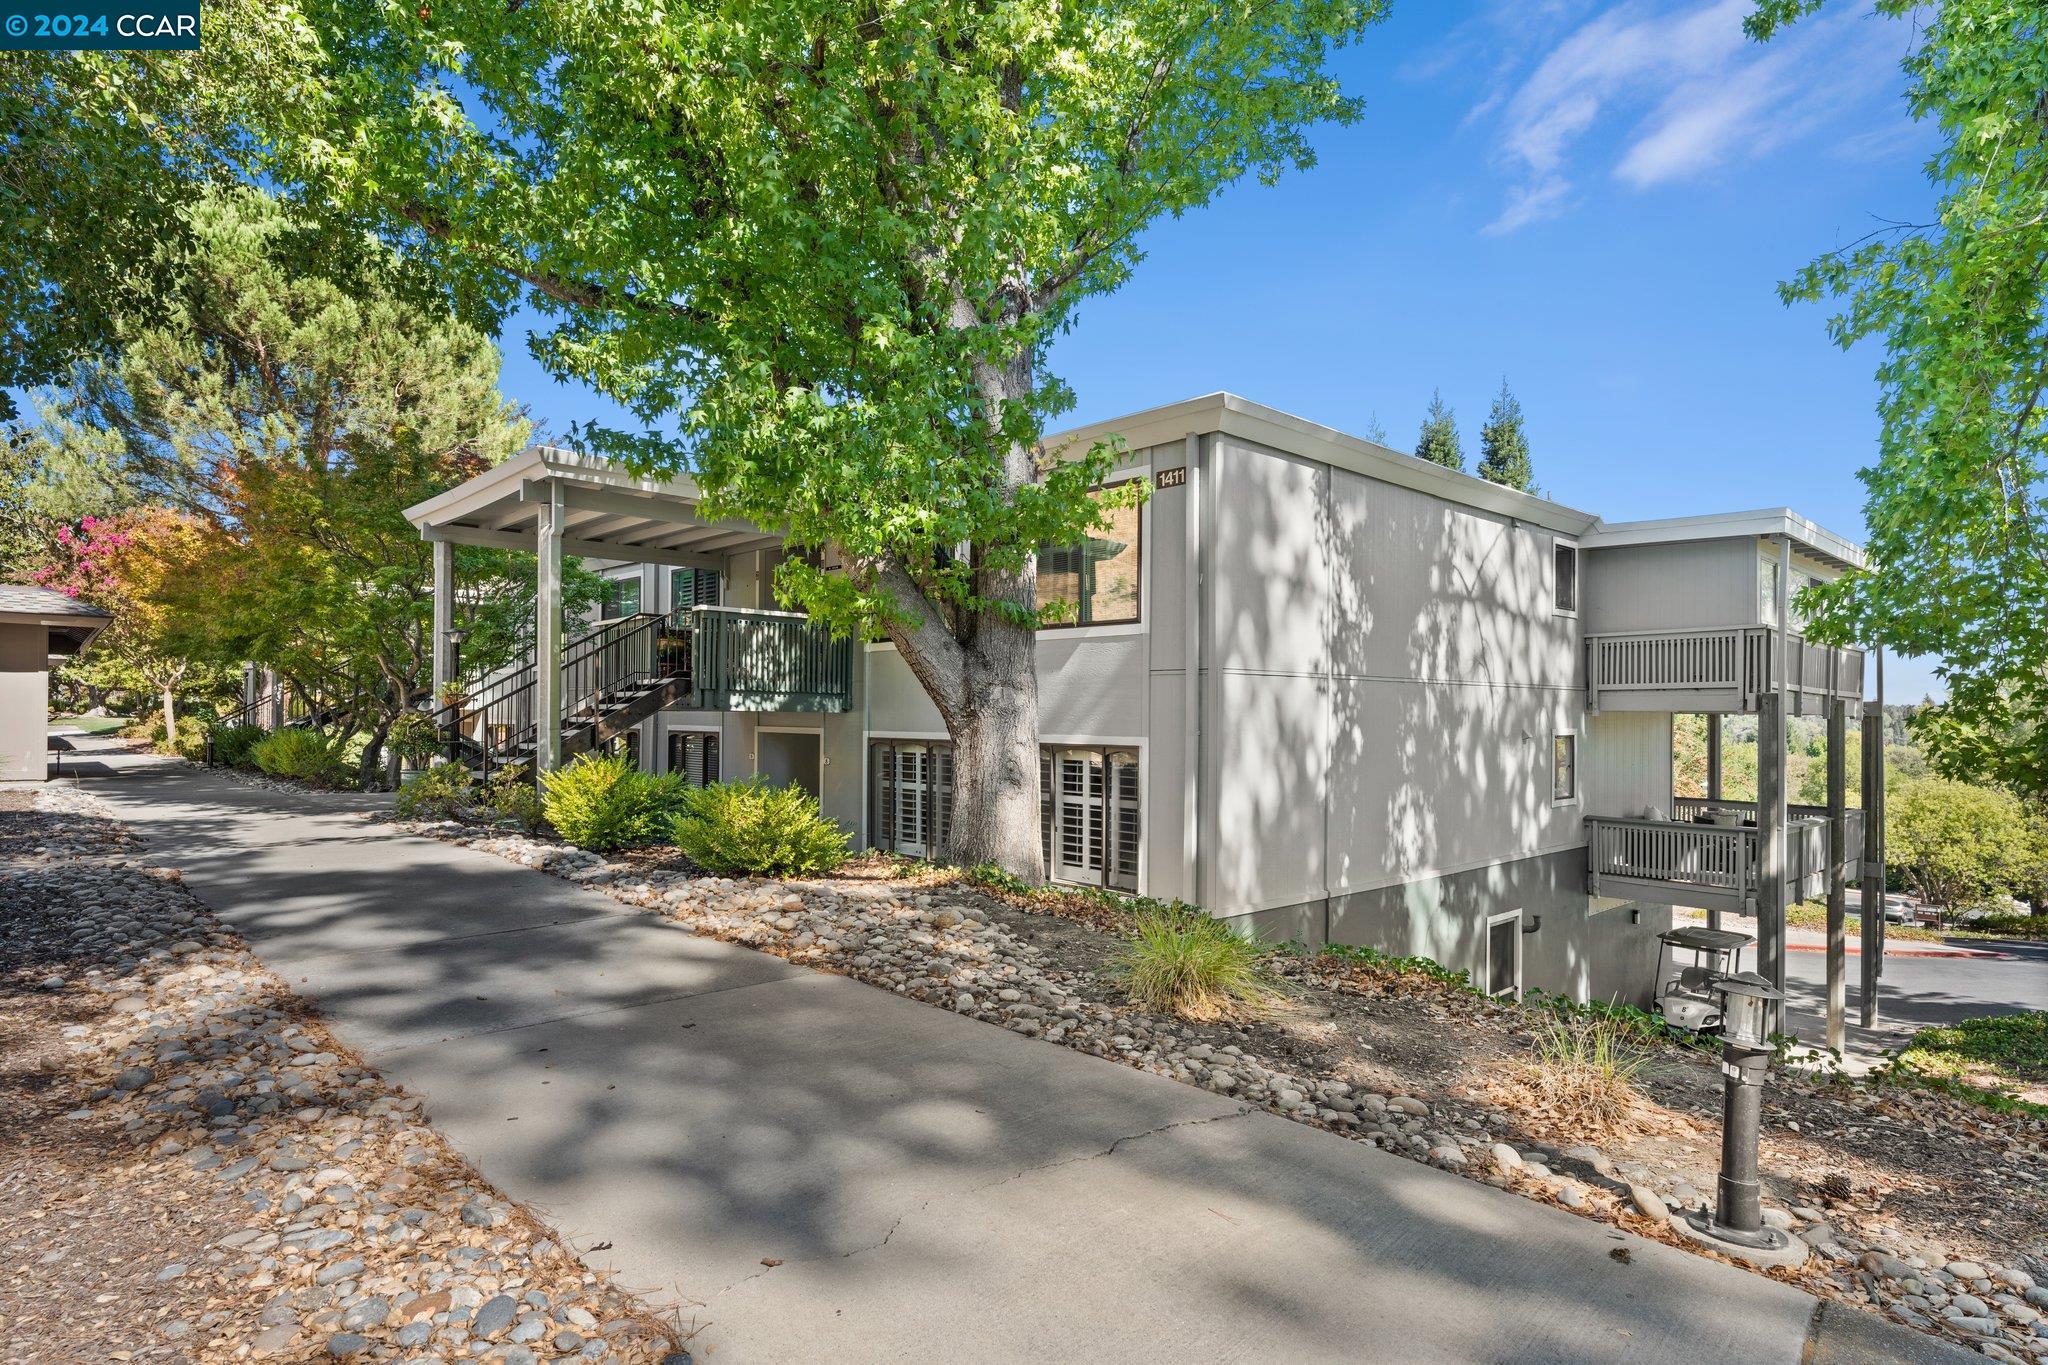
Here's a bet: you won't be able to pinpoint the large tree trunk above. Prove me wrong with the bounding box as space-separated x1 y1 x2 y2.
160 685 178 747
875 327 1049 880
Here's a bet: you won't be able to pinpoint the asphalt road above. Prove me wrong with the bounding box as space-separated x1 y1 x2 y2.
1782 936 2048 1057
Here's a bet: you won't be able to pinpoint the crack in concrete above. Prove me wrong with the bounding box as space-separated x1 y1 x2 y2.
709 1107 1253 1300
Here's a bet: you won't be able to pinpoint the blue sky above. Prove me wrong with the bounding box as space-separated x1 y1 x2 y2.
492 0 1943 699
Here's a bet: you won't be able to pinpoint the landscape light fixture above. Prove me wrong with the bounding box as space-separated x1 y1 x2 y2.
1674 970 1806 1267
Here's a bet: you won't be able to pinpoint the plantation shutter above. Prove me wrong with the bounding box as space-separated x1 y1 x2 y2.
670 566 721 610
1052 749 1106 884
1107 749 1141 891
872 742 896 850
1039 753 1054 871
931 745 954 858
668 732 720 788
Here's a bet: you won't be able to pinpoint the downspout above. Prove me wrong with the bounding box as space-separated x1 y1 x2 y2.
1182 431 1204 910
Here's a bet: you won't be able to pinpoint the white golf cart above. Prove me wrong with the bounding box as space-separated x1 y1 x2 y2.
1654 926 1757 1033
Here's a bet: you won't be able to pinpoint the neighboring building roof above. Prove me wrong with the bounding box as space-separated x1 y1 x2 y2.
0 584 113 657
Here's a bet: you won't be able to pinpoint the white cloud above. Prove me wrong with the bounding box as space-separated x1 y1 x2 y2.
1471 0 1911 233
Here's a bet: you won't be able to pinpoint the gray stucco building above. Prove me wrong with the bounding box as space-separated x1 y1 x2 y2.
405 393 1879 1012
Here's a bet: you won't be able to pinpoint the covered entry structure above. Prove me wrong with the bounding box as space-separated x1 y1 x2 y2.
0 585 112 782
403 446 854 777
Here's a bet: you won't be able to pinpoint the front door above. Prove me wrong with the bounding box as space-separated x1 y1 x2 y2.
757 729 822 800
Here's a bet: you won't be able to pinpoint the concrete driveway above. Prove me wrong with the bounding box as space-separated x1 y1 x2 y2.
82 768 1966 1364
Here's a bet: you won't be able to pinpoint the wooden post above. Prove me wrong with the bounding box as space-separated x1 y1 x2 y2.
1825 695 1848 1052
431 537 455 705
1860 649 1886 1027
1706 712 1722 802
535 480 564 773
1757 691 1788 994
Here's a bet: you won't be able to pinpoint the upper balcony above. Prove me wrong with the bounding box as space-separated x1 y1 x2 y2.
1585 797 1864 914
1585 626 1863 715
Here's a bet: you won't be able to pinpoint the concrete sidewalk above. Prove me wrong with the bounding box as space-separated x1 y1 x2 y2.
86 769 1964 1364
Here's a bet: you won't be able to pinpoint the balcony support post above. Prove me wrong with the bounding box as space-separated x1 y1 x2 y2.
431 538 455 706
535 479 564 774
1825 695 1848 1052
1860 651 1886 1028
1757 691 1788 994
1706 712 1722 803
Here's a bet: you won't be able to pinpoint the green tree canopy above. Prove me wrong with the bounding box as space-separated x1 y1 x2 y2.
1414 389 1464 471
1751 0 2048 806
1885 774 2041 911
29 187 563 785
1476 378 1534 491
222 0 1389 873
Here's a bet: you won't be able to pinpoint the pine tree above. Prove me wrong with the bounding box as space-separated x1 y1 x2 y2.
1414 389 1464 471
1360 411 1390 445
1476 378 1534 491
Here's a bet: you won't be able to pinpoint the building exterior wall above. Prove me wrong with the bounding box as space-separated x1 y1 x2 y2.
0 622 48 782
1580 538 1758 636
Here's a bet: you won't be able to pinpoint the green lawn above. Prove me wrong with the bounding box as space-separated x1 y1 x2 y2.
1888 1012 2048 1117
52 714 130 736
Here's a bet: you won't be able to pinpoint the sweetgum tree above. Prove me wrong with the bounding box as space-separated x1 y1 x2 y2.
251 1 1386 875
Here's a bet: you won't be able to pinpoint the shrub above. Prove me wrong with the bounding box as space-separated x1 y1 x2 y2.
1113 904 1283 1021
250 728 350 787
1884 1011 2048 1116
668 777 851 876
207 723 267 768
1972 913 2048 939
540 752 677 852
483 765 546 831
1513 1014 1650 1135
386 710 442 768
394 765 473 820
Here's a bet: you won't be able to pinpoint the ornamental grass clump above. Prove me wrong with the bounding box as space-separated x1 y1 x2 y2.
1114 904 1283 1021
1516 1013 1650 1136
539 752 679 852
668 778 850 877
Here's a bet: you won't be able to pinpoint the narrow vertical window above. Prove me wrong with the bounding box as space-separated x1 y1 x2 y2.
1552 732 1577 803
1552 540 1578 615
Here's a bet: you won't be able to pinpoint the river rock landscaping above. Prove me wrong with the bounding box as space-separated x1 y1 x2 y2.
384 803 2048 1363
0 785 685 1364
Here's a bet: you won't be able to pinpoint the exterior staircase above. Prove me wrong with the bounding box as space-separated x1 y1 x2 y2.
432 606 853 778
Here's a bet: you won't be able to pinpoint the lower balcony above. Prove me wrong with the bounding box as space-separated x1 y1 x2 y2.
1585 799 1863 914
672 606 854 713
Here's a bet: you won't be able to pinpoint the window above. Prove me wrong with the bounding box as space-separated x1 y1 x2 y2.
1551 732 1577 803
602 575 641 619
872 740 1138 891
1760 556 1782 626
1038 485 1141 627
1485 912 1522 998
670 566 720 610
668 730 719 787
604 728 642 769
1552 539 1578 615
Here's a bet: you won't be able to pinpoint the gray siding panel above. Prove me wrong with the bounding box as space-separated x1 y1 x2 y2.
1581 539 1757 635
1582 711 1673 820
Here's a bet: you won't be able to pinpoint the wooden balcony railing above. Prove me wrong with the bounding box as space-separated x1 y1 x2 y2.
1585 626 1863 712
684 606 854 713
1585 809 1852 911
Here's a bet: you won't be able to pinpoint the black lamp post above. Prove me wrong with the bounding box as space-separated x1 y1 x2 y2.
1677 969 1805 1266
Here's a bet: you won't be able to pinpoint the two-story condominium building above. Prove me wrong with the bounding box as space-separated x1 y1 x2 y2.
404 393 1883 1017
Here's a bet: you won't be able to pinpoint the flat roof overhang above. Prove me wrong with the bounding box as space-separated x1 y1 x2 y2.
402 446 784 570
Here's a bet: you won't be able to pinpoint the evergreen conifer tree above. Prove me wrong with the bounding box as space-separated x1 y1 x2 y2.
1414 389 1464 470
1476 378 1534 491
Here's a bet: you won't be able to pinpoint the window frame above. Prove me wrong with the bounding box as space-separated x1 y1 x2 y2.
1037 477 1144 631
600 571 643 621
1484 910 1524 1000
1551 731 1579 806
1551 537 1579 617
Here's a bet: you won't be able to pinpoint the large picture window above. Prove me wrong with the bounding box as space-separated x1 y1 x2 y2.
871 740 1138 891
1038 485 1141 627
